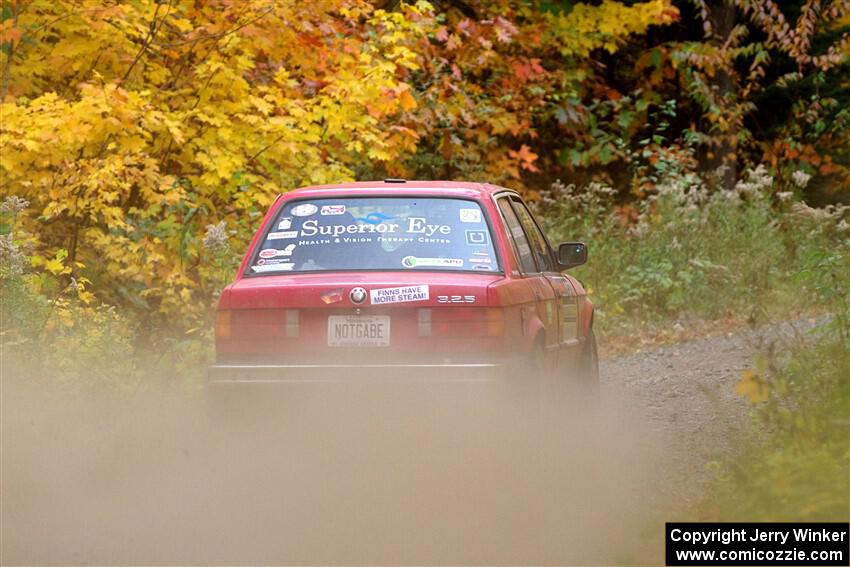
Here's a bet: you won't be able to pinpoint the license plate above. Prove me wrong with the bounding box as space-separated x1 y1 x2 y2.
327 315 390 347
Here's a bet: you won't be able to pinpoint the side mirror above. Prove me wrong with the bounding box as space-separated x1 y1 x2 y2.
557 242 587 270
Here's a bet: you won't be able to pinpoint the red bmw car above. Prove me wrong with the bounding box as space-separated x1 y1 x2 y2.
209 180 597 397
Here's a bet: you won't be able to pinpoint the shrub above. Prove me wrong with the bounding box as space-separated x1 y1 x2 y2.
536 164 849 335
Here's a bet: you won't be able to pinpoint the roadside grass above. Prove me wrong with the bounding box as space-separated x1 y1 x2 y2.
699 329 849 521
536 167 848 344
697 243 850 521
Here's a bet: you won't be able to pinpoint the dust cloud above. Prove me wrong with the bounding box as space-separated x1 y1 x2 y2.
2 361 672 565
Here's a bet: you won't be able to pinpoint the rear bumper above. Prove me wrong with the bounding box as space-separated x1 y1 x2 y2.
207 362 508 385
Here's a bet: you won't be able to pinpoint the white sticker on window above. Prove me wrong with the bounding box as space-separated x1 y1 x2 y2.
459 208 482 223
321 205 346 215
369 285 429 305
469 256 492 264
259 244 296 258
278 217 293 230
291 203 318 217
252 263 294 273
402 256 463 268
268 231 297 240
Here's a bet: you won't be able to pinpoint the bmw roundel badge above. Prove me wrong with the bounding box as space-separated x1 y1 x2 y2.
349 287 367 304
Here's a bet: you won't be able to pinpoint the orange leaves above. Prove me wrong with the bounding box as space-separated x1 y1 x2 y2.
0 19 22 46
397 86 418 111
509 145 540 173
511 58 546 84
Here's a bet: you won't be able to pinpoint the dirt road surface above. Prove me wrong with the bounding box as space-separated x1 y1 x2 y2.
2 318 820 565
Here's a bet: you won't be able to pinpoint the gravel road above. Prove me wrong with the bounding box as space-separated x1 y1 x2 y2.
2 317 824 565
601 316 825 514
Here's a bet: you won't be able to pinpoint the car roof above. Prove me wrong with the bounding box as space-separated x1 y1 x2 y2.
279 180 519 200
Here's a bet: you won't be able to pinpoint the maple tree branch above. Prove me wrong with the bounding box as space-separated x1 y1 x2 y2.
155 5 273 49
247 133 288 165
121 0 174 84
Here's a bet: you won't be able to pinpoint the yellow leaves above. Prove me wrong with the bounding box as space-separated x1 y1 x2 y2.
32 250 72 276
549 0 679 57
0 0 444 324
736 368 770 404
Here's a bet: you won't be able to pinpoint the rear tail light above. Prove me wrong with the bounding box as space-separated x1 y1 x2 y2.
215 310 231 339
220 309 299 339
430 307 505 337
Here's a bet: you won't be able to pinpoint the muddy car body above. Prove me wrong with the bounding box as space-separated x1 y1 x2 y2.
209 180 596 391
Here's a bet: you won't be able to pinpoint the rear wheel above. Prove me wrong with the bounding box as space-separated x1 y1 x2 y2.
577 330 600 402
502 338 547 418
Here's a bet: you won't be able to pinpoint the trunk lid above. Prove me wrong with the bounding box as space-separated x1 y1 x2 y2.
216 272 507 364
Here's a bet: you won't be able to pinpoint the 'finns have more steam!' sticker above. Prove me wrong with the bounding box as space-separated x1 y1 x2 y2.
370 285 429 305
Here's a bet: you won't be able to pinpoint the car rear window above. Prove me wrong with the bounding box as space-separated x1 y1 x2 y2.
248 197 499 274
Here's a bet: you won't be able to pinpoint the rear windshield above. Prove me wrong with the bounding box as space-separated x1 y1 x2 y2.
248 197 499 274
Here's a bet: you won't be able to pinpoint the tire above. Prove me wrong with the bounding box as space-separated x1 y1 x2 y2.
578 329 600 402
502 338 547 419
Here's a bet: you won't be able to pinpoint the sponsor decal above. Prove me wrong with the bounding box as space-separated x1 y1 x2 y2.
258 245 295 259
268 231 297 240
256 259 266 265
459 208 482 223
251 263 294 273
402 256 463 268
473 264 492 271
290 203 318 217
370 285 429 305
466 230 489 245
320 204 346 215
260 258 292 265
278 217 293 230
472 250 489 256
469 256 492 264
299 217 451 238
